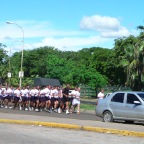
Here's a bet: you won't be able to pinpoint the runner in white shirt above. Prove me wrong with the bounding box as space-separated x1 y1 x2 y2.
2 87 9 109
50 86 54 112
21 87 29 111
72 87 81 114
53 86 59 113
29 87 36 111
34 86 40 111
44 85 51 113
7 86 13 109
13 86 22 110
39 87 46 111
25 86 30 110
29 86 40 111
69 87 77 113
57 86 63 113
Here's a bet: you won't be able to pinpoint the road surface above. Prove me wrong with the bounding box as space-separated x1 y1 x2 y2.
0 123 143 144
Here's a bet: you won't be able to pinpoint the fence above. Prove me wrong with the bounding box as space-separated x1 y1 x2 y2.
80 85 131 99
80 85 96 99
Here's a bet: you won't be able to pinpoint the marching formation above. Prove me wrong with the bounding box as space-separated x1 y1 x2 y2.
0 84 81 114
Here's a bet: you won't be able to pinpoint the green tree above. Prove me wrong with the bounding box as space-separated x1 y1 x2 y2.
0 43 9 85
114 33 144 90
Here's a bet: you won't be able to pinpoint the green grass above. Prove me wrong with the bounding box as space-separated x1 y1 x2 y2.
80 103 95 110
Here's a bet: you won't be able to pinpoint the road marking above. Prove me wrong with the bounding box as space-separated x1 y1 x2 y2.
0 119 143 137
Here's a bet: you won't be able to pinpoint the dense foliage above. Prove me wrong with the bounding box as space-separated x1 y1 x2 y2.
1 26 144 90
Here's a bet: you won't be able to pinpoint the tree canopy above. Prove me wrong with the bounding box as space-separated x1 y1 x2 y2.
1 24 144 91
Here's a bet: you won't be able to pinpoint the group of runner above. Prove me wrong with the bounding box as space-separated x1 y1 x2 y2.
0 84 81 114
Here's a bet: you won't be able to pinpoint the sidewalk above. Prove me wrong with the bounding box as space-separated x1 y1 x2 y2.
0 111 144 137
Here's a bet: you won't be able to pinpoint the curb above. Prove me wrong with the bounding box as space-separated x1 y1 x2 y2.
0 119 144 137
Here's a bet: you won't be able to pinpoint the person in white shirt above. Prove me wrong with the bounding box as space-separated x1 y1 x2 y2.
44 85 51 113
72 87 81 114
57 86 63 113
29 87 36 111
21 87 29 111
69 87 77 113
34 86 40 111
97 89 104 99
7 86 13 109
39 87 46 111
50 86 54 112
53 86 59 113
13 86 22 110
2 87 9 109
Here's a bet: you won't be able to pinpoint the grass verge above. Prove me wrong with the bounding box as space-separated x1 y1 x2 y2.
80 103 95 110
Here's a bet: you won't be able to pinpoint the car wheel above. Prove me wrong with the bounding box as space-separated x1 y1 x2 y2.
103 111 113 122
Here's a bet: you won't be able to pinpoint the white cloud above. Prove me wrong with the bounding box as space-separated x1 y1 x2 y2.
80 15 130 38
0 20 83 40
80 15 120 31
0 20 110 52
101 26 130 38
0 18 136 53
27 36 108 51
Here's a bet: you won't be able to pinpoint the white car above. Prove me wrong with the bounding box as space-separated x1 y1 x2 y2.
96 91 144 123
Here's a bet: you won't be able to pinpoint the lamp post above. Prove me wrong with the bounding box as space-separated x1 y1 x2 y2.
6 21 24 89
8 40 23 86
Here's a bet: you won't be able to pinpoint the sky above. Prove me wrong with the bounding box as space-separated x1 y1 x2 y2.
0 0 144 54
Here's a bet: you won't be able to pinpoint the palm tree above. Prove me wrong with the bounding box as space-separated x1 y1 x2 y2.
120 35 144 90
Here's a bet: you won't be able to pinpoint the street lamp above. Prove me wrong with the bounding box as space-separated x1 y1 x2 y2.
7 40 23 86
6 21 24 89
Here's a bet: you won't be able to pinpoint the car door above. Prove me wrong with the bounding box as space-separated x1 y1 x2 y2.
124 93 144 119
109 93 125 118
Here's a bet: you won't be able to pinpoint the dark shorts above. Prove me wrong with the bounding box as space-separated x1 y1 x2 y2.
8 95 13 101
54 97 59 102
39 96 45 103
14 96 20 103
58 97 63 103
68 97 74 103
0 95 3 100
62 96 69 103
51 97 54 104
22 96 29 102
3 96 9 100
30 96 35 102
45 96 51 101
34 96 39 102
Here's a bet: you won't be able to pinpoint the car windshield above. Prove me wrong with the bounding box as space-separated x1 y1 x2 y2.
137 93 144 101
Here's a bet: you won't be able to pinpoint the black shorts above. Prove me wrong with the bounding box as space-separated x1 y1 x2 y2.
62 96 69 103
14 96 20 103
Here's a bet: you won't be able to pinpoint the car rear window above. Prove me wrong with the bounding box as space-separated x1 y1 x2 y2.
111 93 124 103
137 93 144 101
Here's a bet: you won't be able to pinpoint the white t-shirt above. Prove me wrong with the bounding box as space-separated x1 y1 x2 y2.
40 89 45 96
30 89 39 97
58 89 62 98
44 88 50 97
21 89 29 97
7 88 13 95
72 91 80 105
14 89 21 97
50 89 54 98
97 92 104 99
69 90 76 98
53 89 58 98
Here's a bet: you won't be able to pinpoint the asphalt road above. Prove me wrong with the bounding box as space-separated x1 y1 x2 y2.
0 107 102 121
0 123 143 144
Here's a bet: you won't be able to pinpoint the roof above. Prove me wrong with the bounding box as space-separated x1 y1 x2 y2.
34 78 61 87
